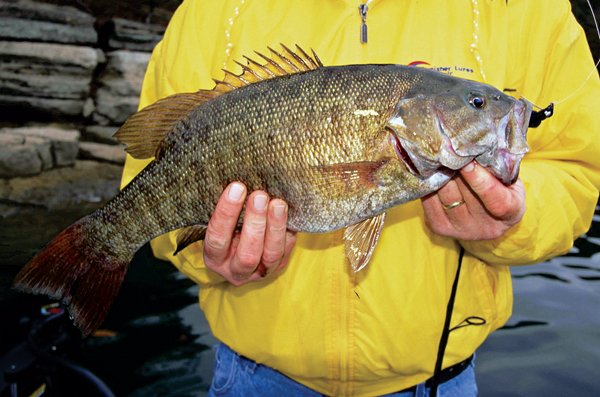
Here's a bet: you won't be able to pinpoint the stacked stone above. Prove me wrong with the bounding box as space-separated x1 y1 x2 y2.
0 0 99 118
91 50 150 127
90 15 164 133
0 127 79 178
0 0 166 215
107 18 165 52
83 16 165 164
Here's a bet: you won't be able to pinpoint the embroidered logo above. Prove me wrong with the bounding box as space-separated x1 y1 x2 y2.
408 61 474 76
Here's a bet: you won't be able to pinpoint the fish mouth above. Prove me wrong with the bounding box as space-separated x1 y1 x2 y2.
389 131 421 177
434 98 531 185
387 98 531 185
475 98 531 185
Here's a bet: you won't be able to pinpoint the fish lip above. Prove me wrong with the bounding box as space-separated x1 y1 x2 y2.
477 99 531 185
504 99 531 183
433 97 531 185
517 97 533 136
507 98 531 155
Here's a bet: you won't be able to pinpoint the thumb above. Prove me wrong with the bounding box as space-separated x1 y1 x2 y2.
460 162 525 221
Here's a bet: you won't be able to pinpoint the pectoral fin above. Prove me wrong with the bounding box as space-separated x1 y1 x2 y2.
315 160 388 192
343 212 386 272
174 225 207 255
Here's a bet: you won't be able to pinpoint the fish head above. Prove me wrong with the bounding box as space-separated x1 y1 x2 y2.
387 77 531 185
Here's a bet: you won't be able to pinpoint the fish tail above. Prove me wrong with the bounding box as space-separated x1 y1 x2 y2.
13 216 129 336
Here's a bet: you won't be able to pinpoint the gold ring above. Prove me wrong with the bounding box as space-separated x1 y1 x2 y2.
443 200 465 210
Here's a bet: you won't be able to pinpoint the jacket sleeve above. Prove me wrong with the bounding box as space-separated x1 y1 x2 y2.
120 0 228 285
461 1 600 265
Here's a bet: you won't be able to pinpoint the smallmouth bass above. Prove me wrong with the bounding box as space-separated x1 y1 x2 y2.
14 45 532 335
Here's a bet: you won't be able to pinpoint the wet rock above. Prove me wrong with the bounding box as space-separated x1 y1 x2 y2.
2 127 80 168
98 50 150 97
0 41 98 98
79 141 126 164
83 125 120 145
93 92 140 125
103 18 164 52
93 50 149 124
0 0 97 45
0 95 86 118
0 41 99 118
0 141 43 178
0 133 24 146
83 97 96 118
0 132 52 177
1 160 122 213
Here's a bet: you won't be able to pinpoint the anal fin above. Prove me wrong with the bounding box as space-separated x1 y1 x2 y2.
344 212 386 272
174 225 207 255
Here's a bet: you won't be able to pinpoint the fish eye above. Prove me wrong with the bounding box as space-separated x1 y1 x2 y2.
469 94 486 109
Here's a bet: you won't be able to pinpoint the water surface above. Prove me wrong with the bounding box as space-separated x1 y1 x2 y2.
1 204 599 396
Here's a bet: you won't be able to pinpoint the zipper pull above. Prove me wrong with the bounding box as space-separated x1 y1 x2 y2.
359 3 368 44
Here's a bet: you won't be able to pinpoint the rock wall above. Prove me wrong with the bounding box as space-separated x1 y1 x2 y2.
0 0 167 217
92 50 151 125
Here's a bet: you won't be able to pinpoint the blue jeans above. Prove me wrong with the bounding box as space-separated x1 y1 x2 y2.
208 344 478 397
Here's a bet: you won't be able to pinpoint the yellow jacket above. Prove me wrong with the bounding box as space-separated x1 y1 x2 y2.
121 0 600 395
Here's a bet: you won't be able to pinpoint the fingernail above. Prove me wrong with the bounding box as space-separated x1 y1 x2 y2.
228 183 244 201
463 162 475 172
254 194 267 210
273 202 286 218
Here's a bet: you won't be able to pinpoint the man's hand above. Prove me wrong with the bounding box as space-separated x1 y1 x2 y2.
203 182 297 285
421 162 526 240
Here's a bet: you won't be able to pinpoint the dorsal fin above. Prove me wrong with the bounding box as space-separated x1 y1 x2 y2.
115 90 219 159
213 44 323 94
116 45 323 159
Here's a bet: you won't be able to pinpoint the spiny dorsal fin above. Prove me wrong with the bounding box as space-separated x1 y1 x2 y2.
115 91 219 159
213 44 323 94
115 45 323 159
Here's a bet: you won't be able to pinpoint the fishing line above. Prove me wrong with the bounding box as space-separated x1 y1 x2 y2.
521 0 598 127
470 0 552 126
524 0 599 111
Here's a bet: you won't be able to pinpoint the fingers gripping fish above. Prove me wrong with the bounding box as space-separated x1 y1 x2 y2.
13 45 532 336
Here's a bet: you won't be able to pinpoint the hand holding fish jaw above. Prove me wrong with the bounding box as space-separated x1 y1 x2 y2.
203 182 297 285
421 162 526 240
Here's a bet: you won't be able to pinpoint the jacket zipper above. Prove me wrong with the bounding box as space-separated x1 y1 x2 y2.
358 1 372 44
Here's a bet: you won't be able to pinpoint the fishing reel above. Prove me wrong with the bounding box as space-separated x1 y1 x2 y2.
528 103 554 128
0 303 114 397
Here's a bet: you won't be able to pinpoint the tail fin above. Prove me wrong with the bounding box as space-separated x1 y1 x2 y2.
13 216 129 336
